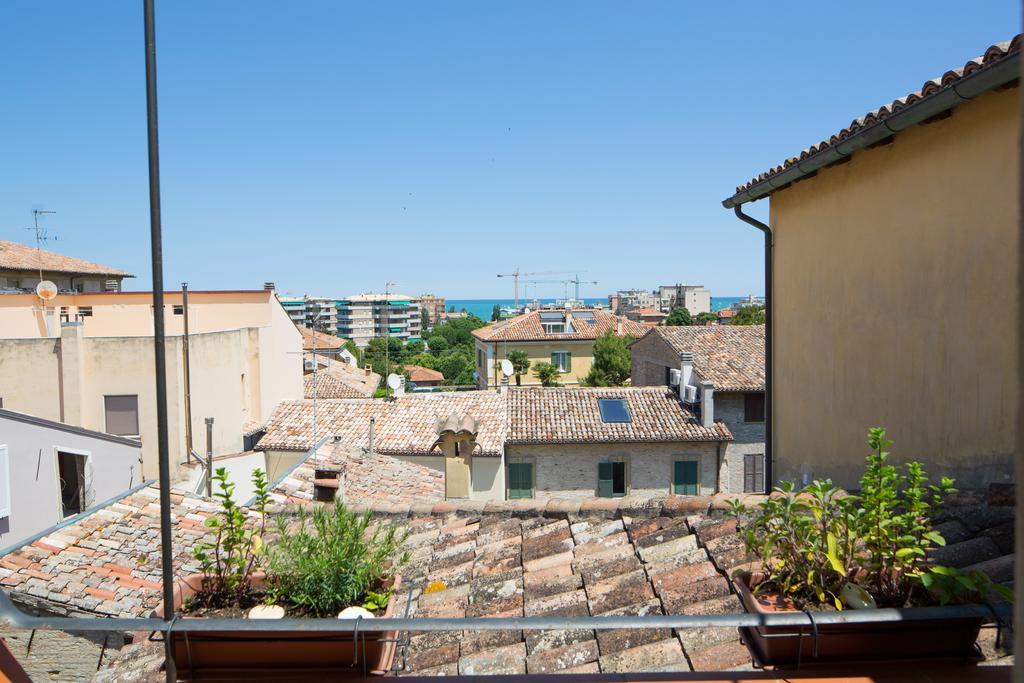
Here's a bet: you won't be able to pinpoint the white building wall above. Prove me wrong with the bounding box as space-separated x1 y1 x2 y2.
0 411 141 550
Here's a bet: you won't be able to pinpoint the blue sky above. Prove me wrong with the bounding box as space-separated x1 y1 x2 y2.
1 2 1018 299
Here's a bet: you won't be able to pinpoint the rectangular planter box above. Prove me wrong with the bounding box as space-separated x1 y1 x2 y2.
734 571 982 666
158 573 401 677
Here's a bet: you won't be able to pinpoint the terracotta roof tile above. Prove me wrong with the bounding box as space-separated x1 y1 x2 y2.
403 364 444 383
472 309 650 343
303 373 369 399
728 35 1022 202
508 387 731 443
298 326 346 351
0 240 134 278
259 392 508 455
640 325 765 392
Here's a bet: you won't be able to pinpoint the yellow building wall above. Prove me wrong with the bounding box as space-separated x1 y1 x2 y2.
476 340 596 387
769 86 1018 489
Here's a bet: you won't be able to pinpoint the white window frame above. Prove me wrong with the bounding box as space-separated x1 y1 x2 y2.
552 351 570 373
53 445 93 519
0 445 10 519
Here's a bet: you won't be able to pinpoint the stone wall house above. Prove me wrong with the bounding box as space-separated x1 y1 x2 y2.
257 385 736 501
630 325 766 493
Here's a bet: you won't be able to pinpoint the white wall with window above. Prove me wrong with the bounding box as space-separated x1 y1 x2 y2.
0 409 141 551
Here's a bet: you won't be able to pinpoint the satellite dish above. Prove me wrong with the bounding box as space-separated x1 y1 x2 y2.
386 373 403 390
500 359 514 377
36 280 58 301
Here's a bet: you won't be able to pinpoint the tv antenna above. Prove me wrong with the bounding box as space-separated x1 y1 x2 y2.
26 209 57 282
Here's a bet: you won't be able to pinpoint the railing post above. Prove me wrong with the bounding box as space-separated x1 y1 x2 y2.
205 417 214 498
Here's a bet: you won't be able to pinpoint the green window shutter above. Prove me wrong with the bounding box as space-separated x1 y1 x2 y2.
508 463 533 499
674 461 698 495
598 462 614 498
551 353 558 369
566 352 572 372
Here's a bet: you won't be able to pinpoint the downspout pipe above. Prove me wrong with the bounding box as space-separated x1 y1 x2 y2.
732 206 773 491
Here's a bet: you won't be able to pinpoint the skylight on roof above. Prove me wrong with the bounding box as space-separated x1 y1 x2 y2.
539 311 565 322
574 311 595 323
598 398 632 423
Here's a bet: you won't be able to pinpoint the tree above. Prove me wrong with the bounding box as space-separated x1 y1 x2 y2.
533 361 562 387
664 306 692 326
431 315 486 348
731 305 766 325
420 308 430 331
582 330 632 386
491 304 502 321
507 350 531 386
343 339 363 366
437 347 475 386
405 340 425 356
427 335 449 354
696 312 718 325
404 353 438 370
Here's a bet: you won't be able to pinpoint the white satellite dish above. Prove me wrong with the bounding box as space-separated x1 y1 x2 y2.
500 359 514 377
386 373 403 390
36 280 58 301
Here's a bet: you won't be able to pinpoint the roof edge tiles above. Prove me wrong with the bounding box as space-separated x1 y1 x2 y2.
723 35 1021 208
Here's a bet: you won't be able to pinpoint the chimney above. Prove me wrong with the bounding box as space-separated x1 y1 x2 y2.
499 375 510 395
364 364 372 376
394 376 406 397
700 380 714 428
616 318 622 335
679 352 694 401
263 282 276 292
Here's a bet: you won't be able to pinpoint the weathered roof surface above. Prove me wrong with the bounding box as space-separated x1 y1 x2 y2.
258 392 508 456
270 443 445 508
508 387 731 444
298 326 346 351
472 309 650 343
304 356 380 398
404 364 444 383
303 372 369 399
0 240 134 278
639 326 766 392
0 485 218 617
725 35 1021 207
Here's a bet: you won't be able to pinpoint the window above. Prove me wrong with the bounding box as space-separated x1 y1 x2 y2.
477 348 483 368
597 398 631 423
551 351 571 373
542 323 566 334
598 461 627 497
77 306 93 318
673 460 699 495
0 445 9 518
172 305 184 315
744 454 765 493
57 451 87 517
744 392 765 422
104 395 139 436
508 462 533 499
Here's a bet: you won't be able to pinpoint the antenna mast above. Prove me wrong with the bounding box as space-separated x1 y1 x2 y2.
28 209 57 281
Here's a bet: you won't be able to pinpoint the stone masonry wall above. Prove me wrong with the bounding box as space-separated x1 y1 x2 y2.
630 335 679 387
715 393 767 493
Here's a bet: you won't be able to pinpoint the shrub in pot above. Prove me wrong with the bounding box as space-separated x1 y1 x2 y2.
162 467 409 675
728 427 1011 665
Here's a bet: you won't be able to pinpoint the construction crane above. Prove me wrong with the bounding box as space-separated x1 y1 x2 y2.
496 269 576 310
521 275 598 302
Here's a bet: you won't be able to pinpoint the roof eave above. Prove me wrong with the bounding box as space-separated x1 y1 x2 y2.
721 50 1020 209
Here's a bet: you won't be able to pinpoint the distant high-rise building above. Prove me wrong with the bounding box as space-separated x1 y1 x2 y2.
278 296 339 334
336 293 422 348
419 294 446 325
657 284 711 315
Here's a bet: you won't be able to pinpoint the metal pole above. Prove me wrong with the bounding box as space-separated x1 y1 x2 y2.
141 1 176 679
368 416 375 457
182 282 192 463
205 418 214 498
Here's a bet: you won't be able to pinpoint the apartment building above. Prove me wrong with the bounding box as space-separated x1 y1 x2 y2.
418 294 446 326
0 240 134 294
608 289 658 315
278 296 339 334
336 293 422 348
0 289 303 480
657 284 712 315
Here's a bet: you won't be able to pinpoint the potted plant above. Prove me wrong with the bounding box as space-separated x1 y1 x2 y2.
729 428 1012 666
157 467 409 676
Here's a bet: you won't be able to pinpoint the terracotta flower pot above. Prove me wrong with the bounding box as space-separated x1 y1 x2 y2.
155 573 402 676
733 570 982 666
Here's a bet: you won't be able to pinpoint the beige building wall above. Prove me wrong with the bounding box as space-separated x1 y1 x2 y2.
0 290 278 339
769 86 1018 489
0 317 302 481
477 340 596 388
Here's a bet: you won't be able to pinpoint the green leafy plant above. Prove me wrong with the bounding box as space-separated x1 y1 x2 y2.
191 467 270 607
729 479 856 609
267 504 410 616
533 361 562 387
663 306 692 326
858 427 955 605
922 565 1014 605
731 427 963 609
507 350 531 386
